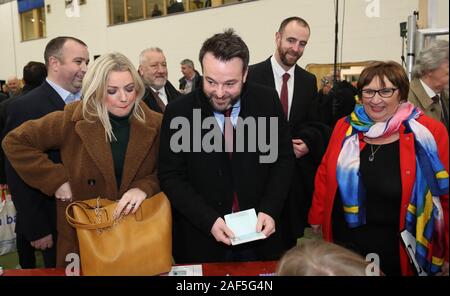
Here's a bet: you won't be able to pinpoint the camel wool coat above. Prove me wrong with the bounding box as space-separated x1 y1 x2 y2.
2 101 162 266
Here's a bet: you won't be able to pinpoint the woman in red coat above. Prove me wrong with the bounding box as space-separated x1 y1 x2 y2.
309 61 448 276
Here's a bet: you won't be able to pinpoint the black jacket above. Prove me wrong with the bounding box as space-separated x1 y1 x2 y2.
158 82 294 263
247 57 331 242
179 71 202 92
314 80 357 127
3 81 63 241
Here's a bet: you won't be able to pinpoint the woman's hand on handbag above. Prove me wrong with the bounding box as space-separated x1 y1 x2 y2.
55 182 73 202
113 188 147 219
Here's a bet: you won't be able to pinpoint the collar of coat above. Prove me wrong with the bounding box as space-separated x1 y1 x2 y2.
410 78 438 110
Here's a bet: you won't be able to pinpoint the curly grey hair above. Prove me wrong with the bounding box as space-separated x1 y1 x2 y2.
412 39 449 79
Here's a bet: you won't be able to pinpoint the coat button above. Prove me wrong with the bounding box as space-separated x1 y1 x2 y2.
406 170 411 175
218 202 222 206
88 179 96 186
405 136 410 141
217 170 223 176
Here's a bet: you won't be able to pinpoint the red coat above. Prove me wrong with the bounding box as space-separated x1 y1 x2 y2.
308 115 449 275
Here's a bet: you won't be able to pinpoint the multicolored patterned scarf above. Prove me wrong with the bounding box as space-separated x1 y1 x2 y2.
336 102 448 275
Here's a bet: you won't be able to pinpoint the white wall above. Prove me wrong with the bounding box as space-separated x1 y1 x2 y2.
0 2 19 77
0 0 448 84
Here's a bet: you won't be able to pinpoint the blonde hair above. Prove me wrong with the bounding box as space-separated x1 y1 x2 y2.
82 52 145 142
276 239 371 276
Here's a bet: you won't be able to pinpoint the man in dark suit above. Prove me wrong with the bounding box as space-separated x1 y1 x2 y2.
3 36 89 268
138 47 180 113
179 59 202 94
159 29 294 264
247 17 331 249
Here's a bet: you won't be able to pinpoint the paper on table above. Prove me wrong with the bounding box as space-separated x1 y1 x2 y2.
224 208 266 246
168 264 203 276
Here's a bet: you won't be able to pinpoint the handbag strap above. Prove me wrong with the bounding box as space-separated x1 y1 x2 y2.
66 201 115 230
66 200 144 230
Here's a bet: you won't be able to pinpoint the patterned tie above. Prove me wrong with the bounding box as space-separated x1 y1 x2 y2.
223 108 239 213
223 108 234 155
154 91 166 113
280 73 290 118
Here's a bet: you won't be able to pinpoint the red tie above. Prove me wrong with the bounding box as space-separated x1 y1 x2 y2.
223 108 239 212
280 73 290 118
224 109 234 156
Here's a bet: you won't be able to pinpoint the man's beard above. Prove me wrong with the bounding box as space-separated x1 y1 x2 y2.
278 47 301 68
205 92 240 112
146 76 166 90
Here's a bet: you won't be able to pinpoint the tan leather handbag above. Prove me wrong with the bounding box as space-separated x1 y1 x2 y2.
66 192 172 276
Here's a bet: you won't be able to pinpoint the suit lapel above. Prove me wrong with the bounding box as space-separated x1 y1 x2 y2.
410 79 433 110
289 65 303 123
42 81 67 111
165 80 180 102
262 58 276 88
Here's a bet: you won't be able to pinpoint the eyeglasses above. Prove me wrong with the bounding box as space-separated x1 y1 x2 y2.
361 88 398 98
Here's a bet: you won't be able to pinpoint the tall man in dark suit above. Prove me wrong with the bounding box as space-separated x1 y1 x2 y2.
247 17 331 249
159 29 294 264
138 47 180 113
3 36 89 268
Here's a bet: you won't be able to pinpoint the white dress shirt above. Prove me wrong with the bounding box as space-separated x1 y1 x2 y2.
46 78 81 104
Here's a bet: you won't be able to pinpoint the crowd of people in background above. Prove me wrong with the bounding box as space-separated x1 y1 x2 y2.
0 15 448 276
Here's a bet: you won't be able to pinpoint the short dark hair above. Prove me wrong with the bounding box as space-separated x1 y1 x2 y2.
199 28 249 71
23 61 47 86
44 36 87 67
278 16 310 34
357 61 409 102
